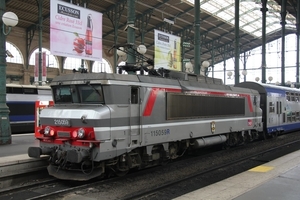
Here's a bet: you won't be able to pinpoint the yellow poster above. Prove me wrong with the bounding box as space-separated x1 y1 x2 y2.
154 30 182 71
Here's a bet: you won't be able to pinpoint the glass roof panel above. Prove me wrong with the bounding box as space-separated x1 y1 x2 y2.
184 0 296 38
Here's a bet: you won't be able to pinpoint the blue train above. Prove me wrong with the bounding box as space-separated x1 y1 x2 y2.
236 82 300 137
6 84 52 133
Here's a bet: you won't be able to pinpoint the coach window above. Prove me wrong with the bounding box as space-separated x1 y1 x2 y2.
291 93 295 101
23 88 37 94
7 86 22 94
292 112 296 121
286 92 290 101
269 102 275 113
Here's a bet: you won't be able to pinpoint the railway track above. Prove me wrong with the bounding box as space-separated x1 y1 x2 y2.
123 139 300 200
1 132 300 200
0 156 49 192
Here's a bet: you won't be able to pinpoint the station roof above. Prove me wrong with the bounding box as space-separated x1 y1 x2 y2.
5 0 298 66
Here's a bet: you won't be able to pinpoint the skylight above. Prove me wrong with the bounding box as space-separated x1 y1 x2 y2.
185 0 296 37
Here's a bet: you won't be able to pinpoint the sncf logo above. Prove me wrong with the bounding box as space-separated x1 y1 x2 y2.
248 119 253 126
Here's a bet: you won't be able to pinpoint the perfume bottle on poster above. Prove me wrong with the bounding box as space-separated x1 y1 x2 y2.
173 40 177 69
85 14 93 55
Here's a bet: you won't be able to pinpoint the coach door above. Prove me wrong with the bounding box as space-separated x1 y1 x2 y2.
276 98 283 126
129 86 141 146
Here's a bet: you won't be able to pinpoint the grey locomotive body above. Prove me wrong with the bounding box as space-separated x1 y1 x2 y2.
28 71 263 180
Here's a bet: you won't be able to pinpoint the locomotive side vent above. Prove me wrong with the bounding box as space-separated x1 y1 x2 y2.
167 93 245 120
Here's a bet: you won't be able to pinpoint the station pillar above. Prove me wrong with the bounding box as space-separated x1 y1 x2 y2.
0 1 12 144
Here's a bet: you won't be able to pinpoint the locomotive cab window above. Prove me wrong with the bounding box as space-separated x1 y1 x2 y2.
79 84 104 104
53 86 74 103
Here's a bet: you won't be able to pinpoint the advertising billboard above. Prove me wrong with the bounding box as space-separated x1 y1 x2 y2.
154 29 182 71
50 0 102 61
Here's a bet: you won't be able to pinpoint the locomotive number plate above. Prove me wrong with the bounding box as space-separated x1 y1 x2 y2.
57 131 70 137
54 119 71 127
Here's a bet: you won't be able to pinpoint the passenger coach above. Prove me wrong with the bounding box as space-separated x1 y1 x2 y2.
6 84 52 133
236 82 300 137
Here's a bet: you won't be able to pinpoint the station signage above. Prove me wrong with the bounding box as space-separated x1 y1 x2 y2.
182 42 190 47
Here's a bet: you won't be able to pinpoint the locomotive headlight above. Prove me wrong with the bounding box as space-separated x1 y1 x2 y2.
72 130 78 138
77 128 85 139
50 129 55 136
44 126 51 136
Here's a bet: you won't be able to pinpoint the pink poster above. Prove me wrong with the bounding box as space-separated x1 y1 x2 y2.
50 0 103 61
42 52 47 81
34 52 47 82
34 52 38 82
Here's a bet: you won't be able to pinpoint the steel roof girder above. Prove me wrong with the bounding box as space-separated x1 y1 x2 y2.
149 4 194 36
178 26 194 42
136 10 154 44
103 0 169 39
105 1 126 30
25 28 35 70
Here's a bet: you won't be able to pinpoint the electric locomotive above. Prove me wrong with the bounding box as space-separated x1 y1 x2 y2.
28 69 263 181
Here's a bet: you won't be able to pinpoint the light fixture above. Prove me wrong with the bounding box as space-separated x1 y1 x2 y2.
185 62 193 73
116 47 126 57
2 11 18 35
6 50 14 58
227 71 233 79
200 61 210 76
137 44 147 54
275 81 280 85
241 70 247 76
255 77 260 82
163 18 174 25
268 76 273 82
286 80 291 85
124 24 138 31
202 61 210 68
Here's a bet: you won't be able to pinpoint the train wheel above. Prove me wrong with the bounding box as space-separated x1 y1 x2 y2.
244 131 252 143
271 131 279 139
226 132 238 147
107 165 129 177
115 157 130 177
260 132 267 140
115 169 129 177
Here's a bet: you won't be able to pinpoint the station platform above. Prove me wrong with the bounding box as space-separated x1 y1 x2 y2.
0 133 48 182
0 133 38 160
174 149 300 200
